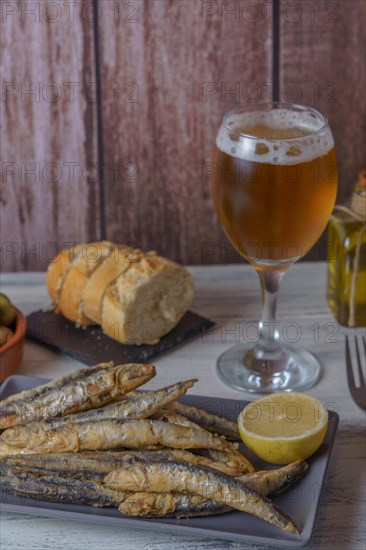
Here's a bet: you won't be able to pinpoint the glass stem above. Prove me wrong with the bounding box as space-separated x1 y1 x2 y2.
256 270 285 352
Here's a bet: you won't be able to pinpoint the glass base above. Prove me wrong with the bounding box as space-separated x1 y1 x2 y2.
216 342 321 393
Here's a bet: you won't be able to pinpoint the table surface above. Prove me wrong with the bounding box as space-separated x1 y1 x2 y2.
0 263 365 550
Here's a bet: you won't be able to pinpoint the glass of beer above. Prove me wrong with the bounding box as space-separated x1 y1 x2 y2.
211 103 337 392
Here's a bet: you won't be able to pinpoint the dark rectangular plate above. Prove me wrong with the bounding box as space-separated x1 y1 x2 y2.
0 375 339 547
26 310 214 366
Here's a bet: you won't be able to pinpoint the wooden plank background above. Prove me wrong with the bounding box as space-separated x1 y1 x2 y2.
279 0 366 260
1 0 365 271
97 0 272 265
0 1 100 271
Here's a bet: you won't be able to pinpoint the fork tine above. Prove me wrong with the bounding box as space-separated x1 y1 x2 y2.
346 335 366 410
354 336 366 391
345 336 356 390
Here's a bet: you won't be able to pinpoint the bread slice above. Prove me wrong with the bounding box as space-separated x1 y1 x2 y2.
46 242 195 344
58 241 115 325
82 245 143 325
101 252 194 345
46 244 85 306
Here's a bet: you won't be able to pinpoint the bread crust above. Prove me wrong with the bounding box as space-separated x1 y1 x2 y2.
101 253 194 345
46 243 194 344
82 246 143 325
45 244 85 306
57 241 114 325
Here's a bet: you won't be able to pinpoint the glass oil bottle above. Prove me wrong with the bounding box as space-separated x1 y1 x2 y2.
327 170 366 327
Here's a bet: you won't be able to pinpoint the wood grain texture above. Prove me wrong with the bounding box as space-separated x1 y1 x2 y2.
0 264 365 549
279 0 366 261
0 2 100 272
97 0 272 264
2 0 364 271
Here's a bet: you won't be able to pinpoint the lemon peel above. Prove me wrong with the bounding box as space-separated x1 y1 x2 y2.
238 392 328 465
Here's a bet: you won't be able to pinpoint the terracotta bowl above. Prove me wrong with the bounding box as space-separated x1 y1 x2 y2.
0 309 27 383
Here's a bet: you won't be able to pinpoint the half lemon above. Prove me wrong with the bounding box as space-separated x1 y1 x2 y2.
238 392 328 465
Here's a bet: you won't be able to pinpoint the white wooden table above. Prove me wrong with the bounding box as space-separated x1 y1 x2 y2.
0 263 365 550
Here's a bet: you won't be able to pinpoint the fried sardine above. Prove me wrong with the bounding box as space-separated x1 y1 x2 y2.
1 419 234 453
105 459 299 533
0 363 155 429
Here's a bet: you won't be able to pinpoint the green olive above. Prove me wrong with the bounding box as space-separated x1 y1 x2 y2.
0 293 17 326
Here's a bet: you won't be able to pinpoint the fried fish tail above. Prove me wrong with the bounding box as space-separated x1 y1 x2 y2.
237 460 309 497
193 448 254 474
105 460 299 533
151 410 202 428
150 411 243 451
148 411 254 475
166 401 240 440
161 448 253 477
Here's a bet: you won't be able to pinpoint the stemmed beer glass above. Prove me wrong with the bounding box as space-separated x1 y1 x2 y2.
211 103 338 393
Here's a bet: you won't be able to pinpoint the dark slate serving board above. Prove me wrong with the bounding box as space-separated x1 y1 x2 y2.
26 310 215 366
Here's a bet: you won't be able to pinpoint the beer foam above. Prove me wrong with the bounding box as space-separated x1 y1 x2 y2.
216 108 334 165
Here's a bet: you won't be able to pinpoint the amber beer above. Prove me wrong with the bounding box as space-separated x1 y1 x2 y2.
211 112 338 268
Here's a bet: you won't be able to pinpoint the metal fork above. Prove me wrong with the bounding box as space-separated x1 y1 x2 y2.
345 335 366 410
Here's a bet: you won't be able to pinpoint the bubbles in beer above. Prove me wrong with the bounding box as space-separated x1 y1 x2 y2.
254 143 270 155
286 146 301 157
218 108 334 165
